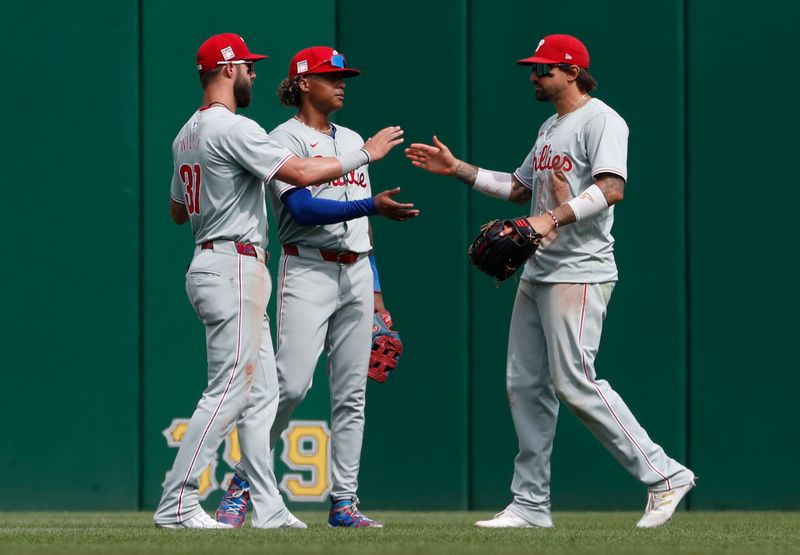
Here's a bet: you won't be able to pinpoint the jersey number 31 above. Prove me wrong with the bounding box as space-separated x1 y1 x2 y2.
180 163 202 215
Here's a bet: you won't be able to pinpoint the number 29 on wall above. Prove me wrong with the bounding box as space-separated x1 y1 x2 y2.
162 419 331 502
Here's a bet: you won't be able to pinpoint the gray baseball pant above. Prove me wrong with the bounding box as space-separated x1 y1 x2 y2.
504 280 693 526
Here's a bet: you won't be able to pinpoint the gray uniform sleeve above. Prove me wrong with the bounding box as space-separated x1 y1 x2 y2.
584 112 629 181
169 139 185 203
268 128 307 199
226 118 295 183
513 150 534 189
514 119 551 189
170 165 184 204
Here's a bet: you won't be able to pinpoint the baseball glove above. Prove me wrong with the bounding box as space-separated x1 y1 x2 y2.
368 311 403 383
467 217 543 281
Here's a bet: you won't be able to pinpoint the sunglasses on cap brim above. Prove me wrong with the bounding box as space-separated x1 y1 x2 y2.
530 63 576 77
305 53 348 73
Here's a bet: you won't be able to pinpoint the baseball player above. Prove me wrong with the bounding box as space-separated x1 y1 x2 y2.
153 33 404 529
405 34 695 529
215 45 417 529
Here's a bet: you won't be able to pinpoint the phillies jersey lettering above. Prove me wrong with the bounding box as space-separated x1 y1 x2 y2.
267 118 372 253
533 144 574 172
514 98 628 284
321 170 368 188
169 106 294 248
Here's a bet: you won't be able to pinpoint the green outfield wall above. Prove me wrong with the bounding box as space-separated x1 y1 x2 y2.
2 0 797 512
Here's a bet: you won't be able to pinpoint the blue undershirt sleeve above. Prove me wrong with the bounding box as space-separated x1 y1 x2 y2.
281 188 377 226
369 254 382 293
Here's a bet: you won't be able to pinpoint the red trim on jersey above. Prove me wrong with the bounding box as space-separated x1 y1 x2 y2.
513 170 533 189
591 167 627 181
265 152 295 184
577 283 671 488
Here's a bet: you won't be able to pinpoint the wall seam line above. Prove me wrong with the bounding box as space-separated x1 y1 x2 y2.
137 0 146 512
682 0 693 511
464 0 473 511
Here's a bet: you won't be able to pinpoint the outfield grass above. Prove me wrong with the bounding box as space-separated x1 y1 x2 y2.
0 511 798 555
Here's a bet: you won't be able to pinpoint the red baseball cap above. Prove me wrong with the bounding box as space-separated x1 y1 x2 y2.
289 46 360 79
196 33 267 74
517 34 590 69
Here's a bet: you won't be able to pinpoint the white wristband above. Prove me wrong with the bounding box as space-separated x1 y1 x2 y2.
473 168 513 200
337 149 370 174
567 184 608 221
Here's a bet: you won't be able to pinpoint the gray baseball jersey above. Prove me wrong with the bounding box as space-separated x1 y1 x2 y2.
513 98 627 283
170 106 294 248
267 118 372 253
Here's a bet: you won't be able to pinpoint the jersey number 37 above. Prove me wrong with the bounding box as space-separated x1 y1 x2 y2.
180 163 202 215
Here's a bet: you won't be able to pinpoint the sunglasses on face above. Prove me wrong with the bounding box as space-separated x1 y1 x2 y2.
530 63 574 77
218 60 255 74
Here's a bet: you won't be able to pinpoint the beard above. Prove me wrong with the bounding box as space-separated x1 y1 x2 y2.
534 87 551 102
234 74 252 108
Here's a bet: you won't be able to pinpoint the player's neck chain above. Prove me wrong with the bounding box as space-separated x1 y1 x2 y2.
205 101 230 111
558 94 589 119
294 115 333 135
547 94 590 137
571 93 589 112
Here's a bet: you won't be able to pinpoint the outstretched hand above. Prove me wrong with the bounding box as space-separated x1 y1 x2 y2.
363 126 404 162
374 187 420 221
405 135 460 175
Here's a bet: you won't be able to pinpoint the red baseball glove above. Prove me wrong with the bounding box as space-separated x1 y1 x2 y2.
368 311 403 383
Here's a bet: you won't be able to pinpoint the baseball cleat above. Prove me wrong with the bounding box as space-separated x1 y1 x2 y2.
474 509 541 528
215 473 250 527
328 498 384 528
281 511 308 529
156 511 234 529
636 478 696 528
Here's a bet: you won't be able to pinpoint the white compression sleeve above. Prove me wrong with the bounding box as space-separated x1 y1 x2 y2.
337 148 371 174
567 184 608 221
473 168 513 200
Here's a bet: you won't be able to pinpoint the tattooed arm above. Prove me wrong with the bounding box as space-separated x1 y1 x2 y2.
508 175 533 204
524 172 625 236
593 172 625 205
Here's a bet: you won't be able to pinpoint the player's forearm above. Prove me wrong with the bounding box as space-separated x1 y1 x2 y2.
277 150 370 187
169 199 189 225
508 176 533 204
282 188 375 225
454 162 520 197
530 176 621 234
374 292 386 313
454 162 528 205
370 254 384 313
453 160 479 186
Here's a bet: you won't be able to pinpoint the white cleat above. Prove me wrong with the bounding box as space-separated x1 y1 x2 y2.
636 479 696 528
475 509 537 529
157 511 234 529
281 511 308 529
